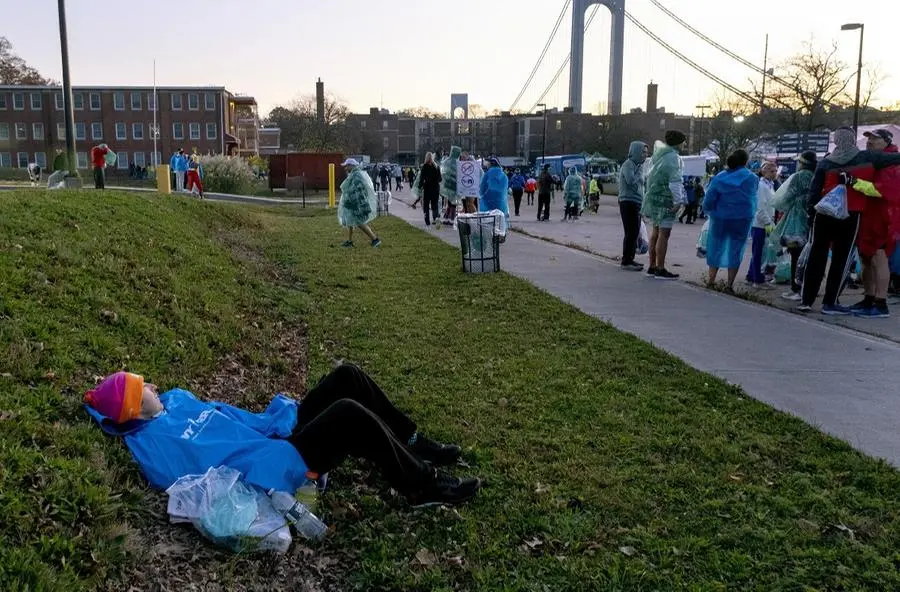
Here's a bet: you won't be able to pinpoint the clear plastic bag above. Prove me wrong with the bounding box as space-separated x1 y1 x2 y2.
696 219 710 258
796 241 812 279
637 221 649 255
166 466 292 554
104 151 117 167
814 185 849 220
774 252 792 284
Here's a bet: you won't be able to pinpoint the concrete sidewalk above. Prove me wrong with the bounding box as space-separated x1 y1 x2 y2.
391 196 900 467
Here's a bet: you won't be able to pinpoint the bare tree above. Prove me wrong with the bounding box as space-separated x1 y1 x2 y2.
265 93 357 153
397 106 446 119
752 40 883 131
704 92 764 163
0 37 53 85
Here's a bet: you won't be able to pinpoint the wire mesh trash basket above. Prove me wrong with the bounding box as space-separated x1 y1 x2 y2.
376 191 392 217
457 211 508 274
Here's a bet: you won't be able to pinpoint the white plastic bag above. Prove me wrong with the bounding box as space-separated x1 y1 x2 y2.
696 219 710 258
814 185 849 220
796 241 812 279
166 466 292 554
637 221 649 255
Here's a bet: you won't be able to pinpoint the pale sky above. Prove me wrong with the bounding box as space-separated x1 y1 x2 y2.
3 0 898 118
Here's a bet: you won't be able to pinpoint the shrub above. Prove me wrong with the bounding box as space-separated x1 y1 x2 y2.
199 155 256 195
0 167 29 181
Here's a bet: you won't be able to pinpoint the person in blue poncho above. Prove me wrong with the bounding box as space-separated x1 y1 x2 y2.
479 157 510 221
509 169 526 216
85 364 482 508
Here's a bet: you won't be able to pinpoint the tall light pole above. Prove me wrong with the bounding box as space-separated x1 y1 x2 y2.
57 0 77 179
537 103 547 165
841 23 865 134
695 104 711 154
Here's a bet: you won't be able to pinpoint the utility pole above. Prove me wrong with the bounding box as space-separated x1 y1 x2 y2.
760 34 769 113
57 0 77 179
537 103 547 165
695 105 711 154
841 23 865 133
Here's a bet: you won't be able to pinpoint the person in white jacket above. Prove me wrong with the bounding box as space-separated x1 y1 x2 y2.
392 164 403 192
746 161 777 286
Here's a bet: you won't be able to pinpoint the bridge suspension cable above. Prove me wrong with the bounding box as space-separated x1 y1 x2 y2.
527 4 602 113
509 0 572 112
625 11 758 105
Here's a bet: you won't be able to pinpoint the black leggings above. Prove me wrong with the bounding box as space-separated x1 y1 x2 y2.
801 212 861 306
619 200 641 265
287 365 431 492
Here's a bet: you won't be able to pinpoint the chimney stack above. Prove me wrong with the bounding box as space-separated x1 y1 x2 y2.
316 78 325 124
646 82 658 114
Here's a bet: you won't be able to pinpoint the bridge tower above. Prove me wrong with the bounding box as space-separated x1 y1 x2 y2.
569 0 625 115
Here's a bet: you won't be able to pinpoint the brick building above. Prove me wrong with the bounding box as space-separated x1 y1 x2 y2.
0 85 259 171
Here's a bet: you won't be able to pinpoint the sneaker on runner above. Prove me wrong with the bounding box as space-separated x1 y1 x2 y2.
410 469 481 507
850 297 875 311
797 304 813 313
822 304 851 316
655 269 679 280
782 291 802 301
645 267 658 277
341 240 354 248
371 238 382 248
853 305 890 319
621 262 644 271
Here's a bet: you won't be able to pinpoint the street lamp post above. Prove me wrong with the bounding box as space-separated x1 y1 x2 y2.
537 103 547 165
841 23 865 133
57 0 77 179
695 104 711 155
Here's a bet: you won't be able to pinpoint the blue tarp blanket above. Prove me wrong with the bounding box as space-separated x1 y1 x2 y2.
85 389 309 494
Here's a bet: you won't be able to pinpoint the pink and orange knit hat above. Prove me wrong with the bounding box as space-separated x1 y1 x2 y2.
84 372 144 423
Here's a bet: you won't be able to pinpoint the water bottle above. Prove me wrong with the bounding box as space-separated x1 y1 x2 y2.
267 489 327 541
295 471 328 510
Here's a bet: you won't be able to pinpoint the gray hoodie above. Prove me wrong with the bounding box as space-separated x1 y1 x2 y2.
617 141 648 204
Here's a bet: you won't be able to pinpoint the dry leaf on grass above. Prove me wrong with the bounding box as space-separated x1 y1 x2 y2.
618 545 637 557
415 548 437 566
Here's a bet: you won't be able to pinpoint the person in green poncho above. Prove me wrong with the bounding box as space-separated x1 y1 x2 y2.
641 131 687 280
440 146 463 224
562 168 583 221
773 151 816 301
338 158 382 248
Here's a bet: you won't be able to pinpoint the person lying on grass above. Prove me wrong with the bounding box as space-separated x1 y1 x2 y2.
84 363 481 508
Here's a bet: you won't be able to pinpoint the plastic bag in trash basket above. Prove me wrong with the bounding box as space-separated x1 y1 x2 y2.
166 466 292 554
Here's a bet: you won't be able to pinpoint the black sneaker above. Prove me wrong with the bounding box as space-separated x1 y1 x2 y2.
645 266 658 277
410 469 481 508
655 268 680 280
620 262 644 271
850 297 875 311
411 435 462 466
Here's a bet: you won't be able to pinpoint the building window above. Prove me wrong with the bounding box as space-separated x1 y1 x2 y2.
117 151 128 169
0 123 7 140
172 122 184 140
130 92 141 111
188 93 199 110
55 92 64 110
206 122 217 140
34 152 46 168
0 94 6 109
171 93 183 110
360 120 366 129
13 92 24 110
17 152 28 168
204 92 215 111
133 151 145 167
148 92 156 111
132 123 144 140
56 123 65 140
16 123 27 140
0 153 10 167
75 122 86 140
73 93 83 110
113 91 125 110
189 122 200 140
91 122 103 140
115 122 126 140
382 137 389 148
556 120 562 131
382 121 388 130
30 92 42 110
90 92 101 110
32 122 44 140
76 152 88 169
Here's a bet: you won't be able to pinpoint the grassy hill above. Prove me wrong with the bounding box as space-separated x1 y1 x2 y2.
2 189 900 591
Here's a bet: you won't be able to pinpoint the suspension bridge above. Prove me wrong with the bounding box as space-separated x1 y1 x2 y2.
510 0 807 116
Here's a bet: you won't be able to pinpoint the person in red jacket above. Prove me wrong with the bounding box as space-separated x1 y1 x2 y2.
847 129 900 318
800 126 900 314
90 143 111 189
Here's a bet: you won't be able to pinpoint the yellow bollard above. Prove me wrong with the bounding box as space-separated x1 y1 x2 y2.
156 164 171 194
328 164 336 208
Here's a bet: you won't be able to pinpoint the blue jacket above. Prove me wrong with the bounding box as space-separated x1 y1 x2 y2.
617 141 648 204
509 174 526 190
85 389 309 493
702 167 759 220
479 166 510 218
170 153 188 172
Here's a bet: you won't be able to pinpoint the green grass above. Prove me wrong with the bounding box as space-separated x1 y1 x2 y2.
2 190 900 591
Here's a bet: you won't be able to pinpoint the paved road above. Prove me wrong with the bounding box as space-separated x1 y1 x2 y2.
391 197 900 467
